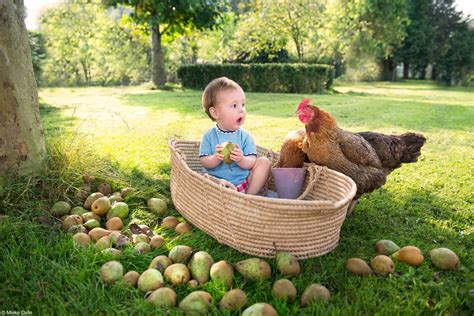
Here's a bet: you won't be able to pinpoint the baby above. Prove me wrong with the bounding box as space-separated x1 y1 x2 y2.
199 77 271 195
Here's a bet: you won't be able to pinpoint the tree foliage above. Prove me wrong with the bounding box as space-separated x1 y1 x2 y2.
39 2 149 86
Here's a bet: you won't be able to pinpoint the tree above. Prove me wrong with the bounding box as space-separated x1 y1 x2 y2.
0 0 46 175
105 0 225 87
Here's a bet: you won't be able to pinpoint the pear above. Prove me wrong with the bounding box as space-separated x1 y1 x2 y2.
272 279 297 302
168 245 193 264
88 227 111 241
146 287 176 308
91 197 111 216
105 217 123 230
164 263 191 286
108 231 123 246
120 187 133 198
242 303 278 316
149 255 173 273
147 198 167 215
50 201 71 217
98 182 112 196
73 232 91 247
101 248 121 257
96 236 111 250
179 291 213 315
210 260 234 289
276 251 300 276
176 222 191 235
123 271 140 287
221 141 235 165
371 255 395 276
109 194 123 204
346 258 373 276
68 224 87 234
187 279 199 288
188 251 214 285
235 258 271 281
70 206 87 216
161 216 179 229
137 269 164 292
149 235 165 249
135 242 151 254
219 289 247 311
62 215 83 231
375 240 400 255
84 192 104 210
429 248 459 270
83 219 100 230
106 202 129 220
392 246 424 266
133 234 150 244
300 284 331 306
100 261 123 284
82 212 100 222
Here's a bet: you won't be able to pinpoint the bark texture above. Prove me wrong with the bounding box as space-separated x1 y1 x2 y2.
0 0 46 175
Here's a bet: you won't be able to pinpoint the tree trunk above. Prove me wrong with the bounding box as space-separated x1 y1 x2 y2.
151 24 166 87
380 58 396 81
403 63 409 79
0 0 46 176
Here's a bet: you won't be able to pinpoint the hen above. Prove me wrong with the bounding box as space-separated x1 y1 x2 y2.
278 99 426 202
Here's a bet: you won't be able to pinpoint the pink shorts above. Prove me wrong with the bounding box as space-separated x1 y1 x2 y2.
235 178 249 193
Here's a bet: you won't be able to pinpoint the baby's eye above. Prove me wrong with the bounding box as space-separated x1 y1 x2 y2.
232 104 237 108
242 103 245 108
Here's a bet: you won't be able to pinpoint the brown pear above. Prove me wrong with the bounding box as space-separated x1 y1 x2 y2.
123 271 140 287
346 258 373 276
88 227 111 241
429 248 459 270
161 216 179 229
219 289 247 311
272 279 297 302
105 217 123 230
300 284 331 306
149 235 165 249
371 255 395 276
392 246 424 266
175 222 191 235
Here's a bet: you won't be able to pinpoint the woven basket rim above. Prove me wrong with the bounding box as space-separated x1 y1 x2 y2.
168 138 357 207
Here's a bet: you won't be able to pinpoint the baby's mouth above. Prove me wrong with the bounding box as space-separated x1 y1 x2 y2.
237 117 243 124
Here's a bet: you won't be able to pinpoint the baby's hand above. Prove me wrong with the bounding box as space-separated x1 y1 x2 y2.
230 145 244 163
214 144 224 161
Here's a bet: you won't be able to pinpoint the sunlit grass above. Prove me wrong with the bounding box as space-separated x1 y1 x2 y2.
1 80 472 314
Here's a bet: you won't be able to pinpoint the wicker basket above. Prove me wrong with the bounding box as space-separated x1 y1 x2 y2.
169 139 357 259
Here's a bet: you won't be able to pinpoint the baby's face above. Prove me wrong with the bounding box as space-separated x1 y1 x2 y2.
212 88 246 131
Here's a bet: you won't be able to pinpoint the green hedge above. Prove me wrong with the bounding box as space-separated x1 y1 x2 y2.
177 63 335 93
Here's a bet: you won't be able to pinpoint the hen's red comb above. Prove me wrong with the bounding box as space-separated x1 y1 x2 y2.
297 98 311 111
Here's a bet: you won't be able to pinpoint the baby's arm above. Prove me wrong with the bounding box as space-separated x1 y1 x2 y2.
200 144 224 169
231 145 256 170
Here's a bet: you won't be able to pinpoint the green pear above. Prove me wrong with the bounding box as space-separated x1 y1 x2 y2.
429 248 459 270
62 215 83 231
300 284 331 306
137 269 164 292
106 202 129 220
219 289 247 311
100 261 123 284
70 206 87 216
375 240 400 255
346 258 373 276
83 219 100 230
187 279 199 288
188 251 214 285
91 196 111 216
146 287 176 308
149 255 173 273
68 224 87 234
135 242 151 254
235 258 271 281
50 201 71 217
164 263 191 286
147 198 167 215
101 248 121 257
84 192 104 210
221 141 235 165
82 212 100 222
168 245 193 264
242 303 278 316
95 236 111 250
179 291 213 315
276 251 300 276
210 260 234 289
272 279 297 302
108 194 123 204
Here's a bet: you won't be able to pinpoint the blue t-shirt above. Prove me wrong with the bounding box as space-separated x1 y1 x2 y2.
199 125 257 185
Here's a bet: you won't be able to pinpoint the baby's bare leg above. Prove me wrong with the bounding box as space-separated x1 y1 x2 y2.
246 157 272 195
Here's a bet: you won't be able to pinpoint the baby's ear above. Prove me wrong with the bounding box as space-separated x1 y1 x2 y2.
209 106 218 120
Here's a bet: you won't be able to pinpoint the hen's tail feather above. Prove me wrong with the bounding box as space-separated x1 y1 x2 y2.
400 132 426 163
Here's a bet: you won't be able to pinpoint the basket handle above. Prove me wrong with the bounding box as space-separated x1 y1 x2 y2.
297 164 322 200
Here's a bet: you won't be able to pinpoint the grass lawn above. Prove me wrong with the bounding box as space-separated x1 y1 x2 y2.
0 80 472 314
